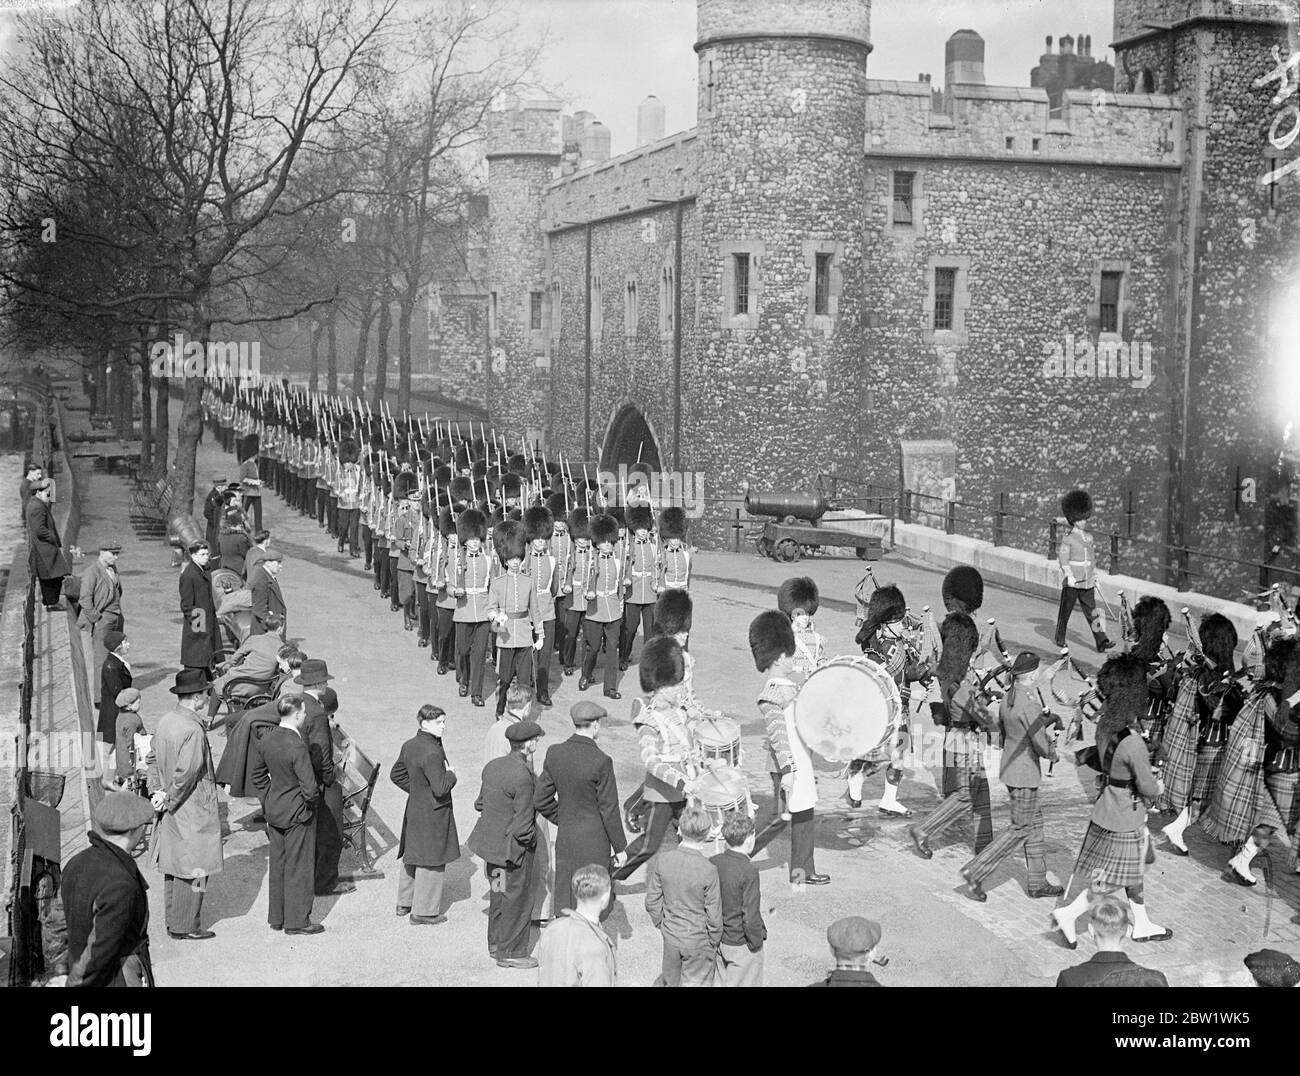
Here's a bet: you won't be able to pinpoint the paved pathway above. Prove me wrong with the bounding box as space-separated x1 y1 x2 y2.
61 407 1297 987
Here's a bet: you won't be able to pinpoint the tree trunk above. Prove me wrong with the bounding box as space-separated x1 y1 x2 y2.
397 296 414 416
92 346 108 416
139 334 153 469
308 320 321 393
371 299 391 411
326 310 338 397
351 294 376 399
172 315 209 518
114 349 131 437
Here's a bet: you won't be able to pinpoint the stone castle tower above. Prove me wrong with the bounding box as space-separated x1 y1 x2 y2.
693 0 872 504
1110 0 1299 578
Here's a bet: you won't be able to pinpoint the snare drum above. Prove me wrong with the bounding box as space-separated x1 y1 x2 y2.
693 766 752 837
694 717 742 768
794 656 901 763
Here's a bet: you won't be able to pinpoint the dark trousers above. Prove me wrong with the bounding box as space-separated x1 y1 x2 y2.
242 495 262 533
456 620 490 696
534 620 556 700
434 606 456 666
553 853 613 916
375 541 389 593
560 609 585 669
303 482 318 519
619 601 656 663
1054 585 1110 649
496 645 535 711
326 493 338 535
38 576 64 606
361 524 373 568
789 808 817 882
416 581 432 642
962 785 1047 889
615 799 684 880
389 555 402 611
919 729 993 853
486 852 536 959
315 485 328 526
314 783 346 893
267 817 317 930
553 594 571 666
337 508 359 555
581 618 620 692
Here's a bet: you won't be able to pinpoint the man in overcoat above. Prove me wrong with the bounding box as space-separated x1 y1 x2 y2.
62 791 156 986
179 541 219 675
149 669 222 940
392 705 459 924
535 701 627 915
469 720 543 969
78 540 125 707
248 550 287 637
26 478 70 607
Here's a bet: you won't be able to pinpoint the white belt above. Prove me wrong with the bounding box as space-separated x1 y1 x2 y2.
631 570 655 579
465 586 488 595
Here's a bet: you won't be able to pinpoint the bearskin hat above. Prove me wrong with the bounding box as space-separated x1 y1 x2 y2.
393 471 420 500
777 576 819 619
506 453 528 476
626 504 654 534
523 504 554 543
935 611 980 685
437 506 454 538
449 476 474 508
639 635 685 694
456 508 487 544
749 610 796 673
568 508 591 542
454 442 472 472
590 512 619 547
1062 489 1093 525
605 505 626 527
942 565 984 615
239 433 260 462
1132 596 1171 658
653 589 693 638
493 520 526 564
500 473 523 501
1096 653 1149 745
1199 613 1238 671
658 506 687 541
864 584 906 635
546 492 570 524
432 463 453 487
339 437 359 464
471 458 489 482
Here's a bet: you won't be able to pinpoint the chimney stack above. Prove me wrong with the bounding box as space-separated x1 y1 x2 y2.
636 94 665 147
945 29 986 87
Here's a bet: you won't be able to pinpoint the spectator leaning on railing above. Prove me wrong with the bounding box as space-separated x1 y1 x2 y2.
26 477 73 608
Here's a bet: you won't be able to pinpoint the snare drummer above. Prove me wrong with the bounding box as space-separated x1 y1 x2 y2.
613 637 699 881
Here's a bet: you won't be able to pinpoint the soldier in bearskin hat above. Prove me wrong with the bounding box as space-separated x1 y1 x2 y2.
580 513 625 699
942 564 984 616
650 588 718 722
657 506 690 591
392 471 423 630
562 508 594 677
487 520 542 715
1054 488 1113 652
238 431 263 532
777 577 825 678
523 505 560 707
336 437 364 558
547 492 574 662
618 504 658 672
453 507 494 706
431 499 459 673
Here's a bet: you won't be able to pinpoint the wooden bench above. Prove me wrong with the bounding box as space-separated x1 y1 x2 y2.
129 474 173 539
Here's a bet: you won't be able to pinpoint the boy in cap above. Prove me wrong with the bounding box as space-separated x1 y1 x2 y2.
959 652 1065 902
1054 488 1114 652
778 577 825 678
488 520 543 717
61 791 157 986
112 687 145 790
618 504 658 671
810 917 885 987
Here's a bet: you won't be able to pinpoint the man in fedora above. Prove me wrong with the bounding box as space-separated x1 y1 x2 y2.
469 719 544 969
249 549 287 637
293 658 348 896
78 539 125 708
62 790 157 986
150 669 222 941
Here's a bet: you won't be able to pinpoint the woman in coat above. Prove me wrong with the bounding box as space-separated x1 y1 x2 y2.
179 541 220 675
391 705 460 923
25 479 71 607
217 509 252 578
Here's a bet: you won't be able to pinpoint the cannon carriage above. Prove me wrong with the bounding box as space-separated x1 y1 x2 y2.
745 491 883 563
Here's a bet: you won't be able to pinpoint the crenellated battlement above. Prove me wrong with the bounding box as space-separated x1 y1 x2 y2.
866 80 1182 166
485 100 564 161
543 129 699 230
695 0 871 50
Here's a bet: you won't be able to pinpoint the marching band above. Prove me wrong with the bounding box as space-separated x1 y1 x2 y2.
206 379 1300 947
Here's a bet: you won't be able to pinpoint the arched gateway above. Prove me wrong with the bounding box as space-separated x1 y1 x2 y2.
599 404 663 474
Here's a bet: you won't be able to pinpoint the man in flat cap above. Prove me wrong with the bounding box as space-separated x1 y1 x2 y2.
1244 948 1300 988
535 701 627 916
96 628 133 790
249 548 287 637
26 477 71 609
810 916 886 987
61 791 156 986
469 720 544 969
78 539 125 709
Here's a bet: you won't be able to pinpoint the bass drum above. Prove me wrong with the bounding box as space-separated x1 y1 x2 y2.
794 656 900 763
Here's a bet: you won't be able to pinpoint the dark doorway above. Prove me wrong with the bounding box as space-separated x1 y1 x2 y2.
600 405 663 473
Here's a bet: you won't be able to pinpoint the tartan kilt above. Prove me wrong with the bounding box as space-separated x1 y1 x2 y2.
1201 693 1266 846
1156 681 1198 812
1263 769 1299 836
1190 744 1225 802
1076 822 1144 889
941 727 986 795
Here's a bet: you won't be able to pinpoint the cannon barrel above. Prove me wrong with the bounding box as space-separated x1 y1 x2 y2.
167 512 205 552
744 491 831 524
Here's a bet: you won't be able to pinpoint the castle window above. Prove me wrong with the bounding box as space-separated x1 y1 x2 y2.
1004 136 1015 152
659 266 674 337
814 254 832 316
625 277 639 338
1032 138 1041 152
734 254 751 315
892 171 915 225
1099 271 1122 334
933 268 956 330
1138 69 1155 93
529 291 543 331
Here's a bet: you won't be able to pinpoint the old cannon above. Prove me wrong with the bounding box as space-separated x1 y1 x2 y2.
745 489 882 563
